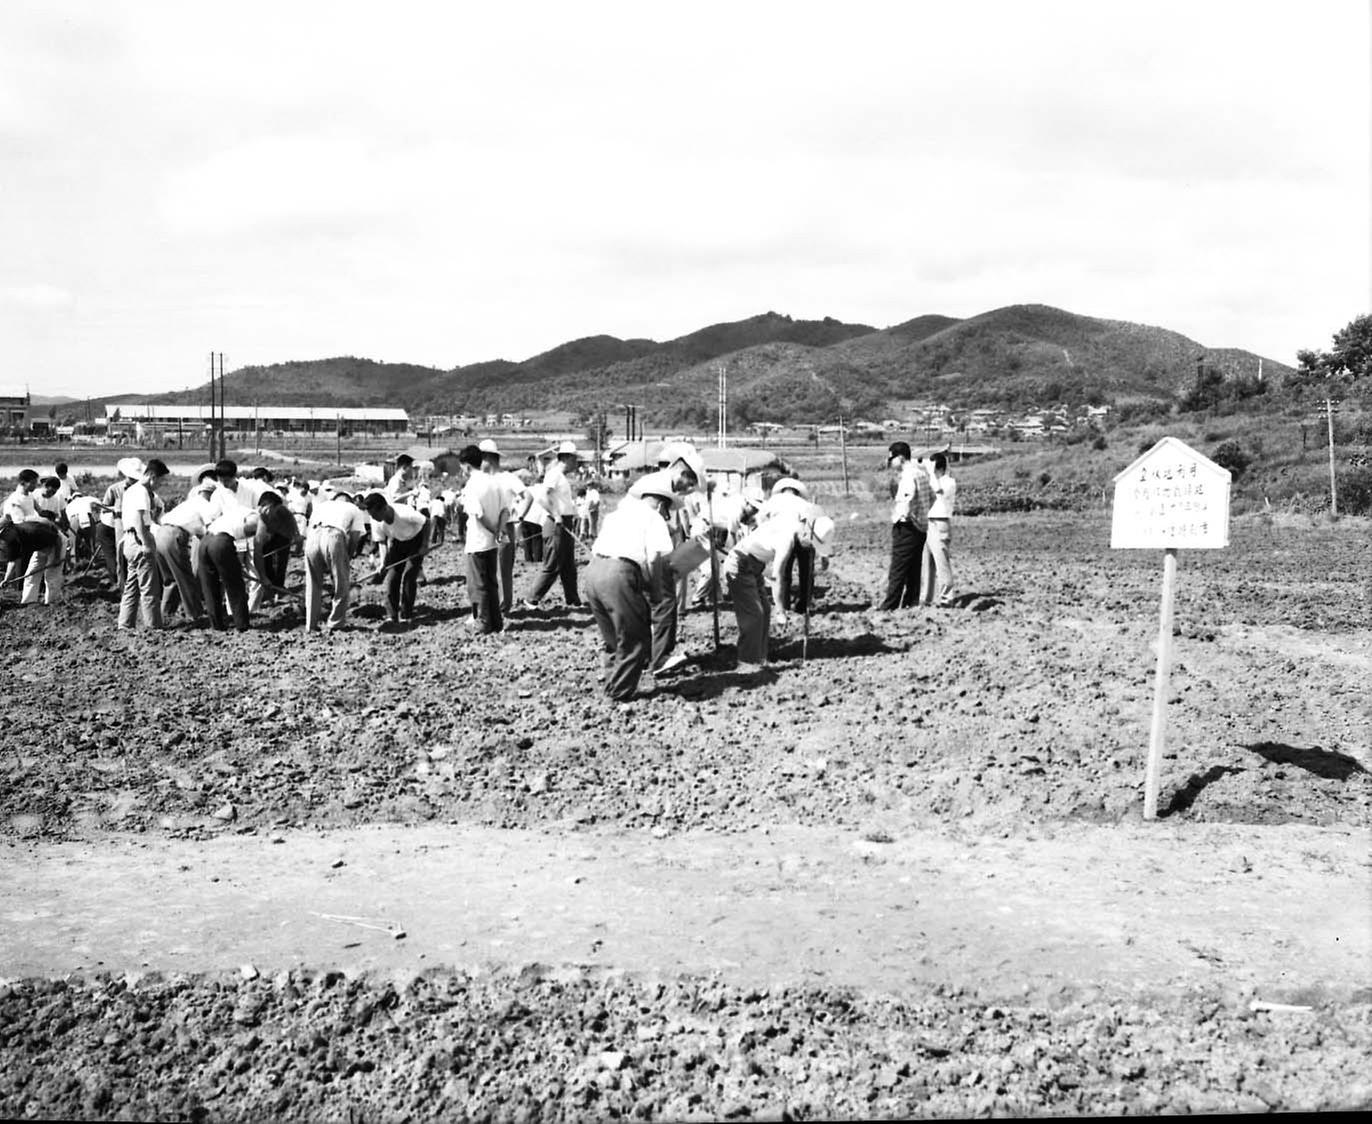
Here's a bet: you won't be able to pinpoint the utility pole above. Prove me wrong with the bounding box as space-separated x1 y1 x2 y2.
1326 396 1339 516
208 352 216 461
716 364 727 449
839 414 850 495
218 352 227 461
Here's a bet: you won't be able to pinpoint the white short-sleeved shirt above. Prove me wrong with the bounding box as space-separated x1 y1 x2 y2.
238 478 272 506
99 481 126 528
3 487 37 523
489 470 525 520
162 493 218 537
928 472 957 519
591 495 673 578
35 492 65 520
541 460 575 520
735 510 805 566
461 473 504 553
66 495 99 529
524 484 555 532
309 499 367 536
206 509 257 540
215 480 255 513
372 503 426 545
121 482 157 537
757 490 810 525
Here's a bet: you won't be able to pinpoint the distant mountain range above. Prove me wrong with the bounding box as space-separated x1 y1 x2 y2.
80 304 1294 426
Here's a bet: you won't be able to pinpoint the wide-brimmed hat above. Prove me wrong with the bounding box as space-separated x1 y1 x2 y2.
772 477 807 497
193 462 218 483
657 441 704 491
115 456 144 479
629 470 678 503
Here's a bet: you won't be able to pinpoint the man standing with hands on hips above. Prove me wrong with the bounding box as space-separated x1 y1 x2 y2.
879 441 934 611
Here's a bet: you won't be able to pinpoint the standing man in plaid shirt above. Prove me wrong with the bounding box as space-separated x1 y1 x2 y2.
878 441 934 611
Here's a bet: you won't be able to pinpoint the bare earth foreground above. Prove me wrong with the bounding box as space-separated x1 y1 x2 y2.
2 508 1370 1120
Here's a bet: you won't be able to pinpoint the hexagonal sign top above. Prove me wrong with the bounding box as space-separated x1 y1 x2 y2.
1110 436 1231 549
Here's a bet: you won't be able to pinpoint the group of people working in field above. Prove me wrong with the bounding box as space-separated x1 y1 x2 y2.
0 439 846 703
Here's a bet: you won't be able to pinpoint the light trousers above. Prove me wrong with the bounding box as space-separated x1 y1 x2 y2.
21 546 64 605
153 524 204 621
304 526 352 631
921 519 953 604
118 540 163 629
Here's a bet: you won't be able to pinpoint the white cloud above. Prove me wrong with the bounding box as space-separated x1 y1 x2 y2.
0 0 1366 395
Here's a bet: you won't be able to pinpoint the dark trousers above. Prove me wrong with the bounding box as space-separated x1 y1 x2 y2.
527 515 580 606
263 539 289 587
778 542 815 613
498 522 518 612
880 521 926 610
520 520 543 562
198 532 249 631
94 523 120 585
383 526 427 618
648 554 678 669
466 548 503 633
730 553 771 665
585 556 651 701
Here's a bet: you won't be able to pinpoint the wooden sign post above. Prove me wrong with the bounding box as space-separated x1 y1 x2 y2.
1110 437 1231 820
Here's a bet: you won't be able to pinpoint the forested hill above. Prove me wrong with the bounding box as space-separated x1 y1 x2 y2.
125 305 1295 426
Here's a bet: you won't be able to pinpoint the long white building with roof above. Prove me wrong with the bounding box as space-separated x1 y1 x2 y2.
105 403 410 436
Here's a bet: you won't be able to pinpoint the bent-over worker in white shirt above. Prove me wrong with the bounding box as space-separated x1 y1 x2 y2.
304 490 367 632
584 477 676 702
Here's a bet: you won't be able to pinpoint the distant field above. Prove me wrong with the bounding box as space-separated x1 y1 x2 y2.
1 415 1365 515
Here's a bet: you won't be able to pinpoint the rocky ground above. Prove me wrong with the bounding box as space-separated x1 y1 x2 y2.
1 503 1369 1118
3 968 1369 1122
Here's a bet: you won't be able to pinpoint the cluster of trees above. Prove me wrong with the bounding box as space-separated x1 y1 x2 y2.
1291 314 1372 398
1179 362 1268 413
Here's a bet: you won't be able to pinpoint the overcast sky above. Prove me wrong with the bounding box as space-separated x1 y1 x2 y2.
2 0 1368 398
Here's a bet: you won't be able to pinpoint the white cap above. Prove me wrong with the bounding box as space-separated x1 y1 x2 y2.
772 477 807 497
478 439 500 456
658 441 704 491
628 469 678 502
557 441 578 456
116 456 144 479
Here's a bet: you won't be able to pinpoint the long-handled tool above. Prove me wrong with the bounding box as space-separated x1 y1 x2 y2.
705 487 721 653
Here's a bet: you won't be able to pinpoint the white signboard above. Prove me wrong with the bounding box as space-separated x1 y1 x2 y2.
1110 437 1231 550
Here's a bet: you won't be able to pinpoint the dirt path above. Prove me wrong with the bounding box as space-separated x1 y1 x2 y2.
4 821 1367 1004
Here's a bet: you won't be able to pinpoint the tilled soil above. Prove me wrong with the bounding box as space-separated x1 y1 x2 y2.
2 512 1367 840
2 506 1369 1118
3 969 1369 1121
